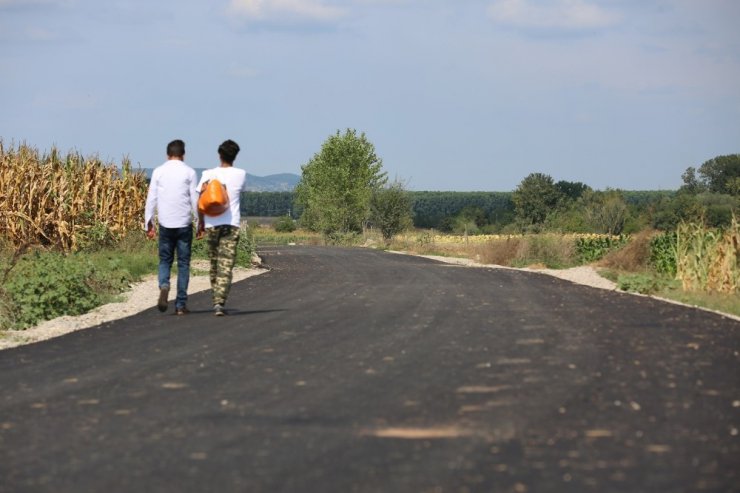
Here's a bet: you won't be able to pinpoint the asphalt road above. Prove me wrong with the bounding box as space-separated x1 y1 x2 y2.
1 246 738 493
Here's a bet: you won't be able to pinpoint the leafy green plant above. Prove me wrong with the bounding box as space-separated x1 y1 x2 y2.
649 232 677 276
617 273 669 294
273 215 297 233
5 252 102 328
235 227 256 267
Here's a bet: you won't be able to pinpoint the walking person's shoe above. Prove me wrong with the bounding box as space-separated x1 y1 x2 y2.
213 304 225 317
157 286 170 312
175 307 190 316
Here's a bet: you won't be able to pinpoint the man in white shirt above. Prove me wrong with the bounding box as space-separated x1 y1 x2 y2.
196 139 247 316
144 139 198 315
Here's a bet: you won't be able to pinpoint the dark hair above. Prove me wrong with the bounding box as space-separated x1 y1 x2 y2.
167 139 185 158
218 139 240 165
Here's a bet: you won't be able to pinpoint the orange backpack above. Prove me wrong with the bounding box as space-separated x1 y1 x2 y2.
198 179 229 216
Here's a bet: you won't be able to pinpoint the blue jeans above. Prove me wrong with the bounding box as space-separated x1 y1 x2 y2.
158 225 193 309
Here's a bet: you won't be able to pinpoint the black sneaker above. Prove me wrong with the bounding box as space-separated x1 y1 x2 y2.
175 307 190 316
157 286 169 312
214 304 225 317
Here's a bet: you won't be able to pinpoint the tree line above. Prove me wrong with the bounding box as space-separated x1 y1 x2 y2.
242 189 677 232
239 128 738 238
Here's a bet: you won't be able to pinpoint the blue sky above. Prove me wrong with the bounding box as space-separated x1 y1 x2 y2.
1 0 738 191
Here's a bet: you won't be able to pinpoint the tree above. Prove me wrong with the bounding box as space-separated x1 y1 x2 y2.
680 167 706 194
512 173 563 226
555 180 591 202
681 154 740 196
697 154 740 195
583 189 628 235
295 129 387 235
369 181 414 244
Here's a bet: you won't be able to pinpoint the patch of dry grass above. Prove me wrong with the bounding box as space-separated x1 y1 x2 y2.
389 232 577 268
597 229 654 271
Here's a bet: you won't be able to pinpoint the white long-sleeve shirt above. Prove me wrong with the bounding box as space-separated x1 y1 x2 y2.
144 159 198 229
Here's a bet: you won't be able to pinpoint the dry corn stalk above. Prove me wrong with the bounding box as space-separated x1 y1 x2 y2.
0 141 147 252
676 216 739 294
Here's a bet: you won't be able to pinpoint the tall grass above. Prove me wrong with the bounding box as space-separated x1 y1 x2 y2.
0 141 147 252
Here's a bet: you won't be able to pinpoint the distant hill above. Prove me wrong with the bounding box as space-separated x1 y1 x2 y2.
140 168 300 192
244 173 300 192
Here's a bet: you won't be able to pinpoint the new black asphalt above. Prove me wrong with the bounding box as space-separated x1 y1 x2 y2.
1 246 738 492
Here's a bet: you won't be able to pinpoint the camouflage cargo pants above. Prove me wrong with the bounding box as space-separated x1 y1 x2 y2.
207 225 240 306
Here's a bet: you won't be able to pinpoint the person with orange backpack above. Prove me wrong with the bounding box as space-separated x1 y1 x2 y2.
196 140 247 316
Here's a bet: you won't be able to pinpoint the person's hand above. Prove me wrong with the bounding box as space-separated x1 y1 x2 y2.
196 224 206 240
146 222 156 240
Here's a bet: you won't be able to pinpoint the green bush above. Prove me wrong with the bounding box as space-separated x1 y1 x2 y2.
617 273 672 294
274 215 297 233
5 252 103 328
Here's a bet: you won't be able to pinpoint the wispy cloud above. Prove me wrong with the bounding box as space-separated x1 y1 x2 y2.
487 0 620 31
227 0 346 23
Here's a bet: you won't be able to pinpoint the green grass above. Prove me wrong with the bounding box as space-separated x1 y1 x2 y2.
252 228 323 246
654 285 740 318
598 268 740 318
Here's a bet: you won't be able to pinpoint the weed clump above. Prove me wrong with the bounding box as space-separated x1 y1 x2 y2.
5 252 103 328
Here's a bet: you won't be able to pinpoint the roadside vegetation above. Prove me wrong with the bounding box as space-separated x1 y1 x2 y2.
1 134 738 331
0 142 254 332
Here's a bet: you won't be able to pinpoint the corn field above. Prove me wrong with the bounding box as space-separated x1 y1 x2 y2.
0 141 148 252
676 216 740 293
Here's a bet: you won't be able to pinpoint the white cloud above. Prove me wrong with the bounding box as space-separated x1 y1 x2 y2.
227 0 346 22
487 0 620 31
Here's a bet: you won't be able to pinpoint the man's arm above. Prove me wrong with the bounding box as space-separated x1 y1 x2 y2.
195 170 207 239
144 170 158 238
189 168 199 222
